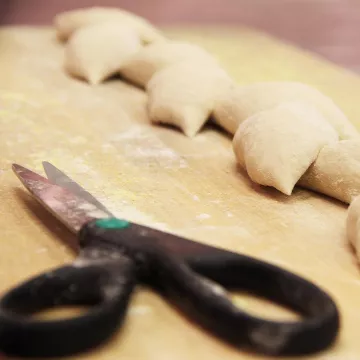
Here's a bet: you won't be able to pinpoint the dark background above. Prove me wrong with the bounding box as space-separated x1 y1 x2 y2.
0 0 359 72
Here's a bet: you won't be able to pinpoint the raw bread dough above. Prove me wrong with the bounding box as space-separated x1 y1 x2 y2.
233 102 338 195
54 7 165 44
214 81 359 139
346 195 360 260
64 22 142 85
120 41 219 87
299 140 360 204
147 61 234 137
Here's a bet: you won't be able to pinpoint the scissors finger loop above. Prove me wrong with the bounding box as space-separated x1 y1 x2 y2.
144 248 339 356
0 254 137 358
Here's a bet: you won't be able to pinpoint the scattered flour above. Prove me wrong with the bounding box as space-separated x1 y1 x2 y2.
109 126 188 169
35 247 48 254
196 213 211 220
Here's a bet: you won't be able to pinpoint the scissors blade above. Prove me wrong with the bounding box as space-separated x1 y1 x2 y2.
42 161 114 217
12 164 111 234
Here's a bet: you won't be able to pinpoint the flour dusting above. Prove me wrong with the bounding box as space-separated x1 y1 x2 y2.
211 199 221 204
151 222 170 231
69 136 88 145
93 193 156 226
35 247 48 254
111 125 148 141
196 213 211 220
109 126 188 169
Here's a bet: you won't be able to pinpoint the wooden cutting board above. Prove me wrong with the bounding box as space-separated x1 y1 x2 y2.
1 25 360 360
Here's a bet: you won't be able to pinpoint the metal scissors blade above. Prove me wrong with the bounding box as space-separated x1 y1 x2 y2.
42 161 114 217
14 163 209 257
12 164 111 234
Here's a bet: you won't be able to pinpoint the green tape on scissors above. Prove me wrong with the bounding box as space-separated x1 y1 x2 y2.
95 218 130 229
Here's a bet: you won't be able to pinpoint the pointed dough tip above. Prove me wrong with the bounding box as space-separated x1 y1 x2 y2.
276 180 295 196
183 128 200 137
88 72 105 85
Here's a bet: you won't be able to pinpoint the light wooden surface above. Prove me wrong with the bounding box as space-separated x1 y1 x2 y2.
1 25 360 360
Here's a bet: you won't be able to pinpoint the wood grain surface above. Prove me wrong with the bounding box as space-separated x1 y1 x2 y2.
0 25 360 360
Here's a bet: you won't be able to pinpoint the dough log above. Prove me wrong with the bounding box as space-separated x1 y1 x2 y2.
214 81 359 140
54 6 360 207
64 21 142 84
346 196 360 261
147 61 234 137
299 140 360 204
54 7 165 44
233 102 338 195
119 41 220 88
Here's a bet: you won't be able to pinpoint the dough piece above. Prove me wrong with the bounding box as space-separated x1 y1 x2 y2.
346 195 360 260
233 102 338 195
54 7 165 44
64 22 142 85
120 41 219 87
214 81 358 139
299 140 360 204
147 61 234 137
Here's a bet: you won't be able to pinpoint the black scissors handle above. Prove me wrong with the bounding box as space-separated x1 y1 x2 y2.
0 220 340 358
153 252 339 356
0 250 137 358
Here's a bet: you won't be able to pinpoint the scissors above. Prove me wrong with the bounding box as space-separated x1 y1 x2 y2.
0 162 339 358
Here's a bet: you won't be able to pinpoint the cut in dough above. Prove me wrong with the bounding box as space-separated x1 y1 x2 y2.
346 195 360 261
214 81 359 139
299 140 360 204
120 41 219 88
147 61 233 137
233 102 338 195
54 7 165 44
64 22 142 85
